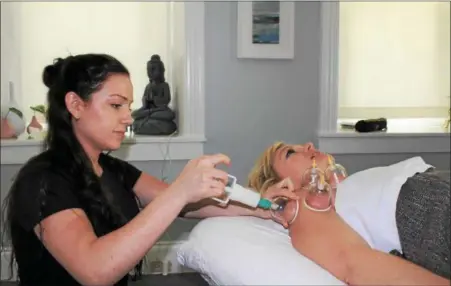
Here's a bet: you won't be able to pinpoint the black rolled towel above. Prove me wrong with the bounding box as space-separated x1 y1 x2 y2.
354 118 387 133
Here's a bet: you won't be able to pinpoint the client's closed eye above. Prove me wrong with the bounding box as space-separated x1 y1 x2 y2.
286 148 295 158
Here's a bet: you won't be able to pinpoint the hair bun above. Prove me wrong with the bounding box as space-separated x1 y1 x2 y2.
42 58 65 88
150 54 160 61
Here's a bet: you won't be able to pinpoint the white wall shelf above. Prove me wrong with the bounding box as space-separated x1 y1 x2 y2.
1 135 206 164
318 132 450 154
319 118 450 154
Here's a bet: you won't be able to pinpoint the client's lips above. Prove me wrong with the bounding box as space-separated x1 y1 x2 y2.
114 130 126 137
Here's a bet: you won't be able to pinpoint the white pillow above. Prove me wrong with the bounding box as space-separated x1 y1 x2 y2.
177 216 344 286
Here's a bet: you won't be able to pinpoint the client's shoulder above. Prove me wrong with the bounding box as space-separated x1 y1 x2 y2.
385 156 433 178
388 156 431 169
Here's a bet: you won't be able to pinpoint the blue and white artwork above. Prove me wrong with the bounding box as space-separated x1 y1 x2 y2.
252 1 280 44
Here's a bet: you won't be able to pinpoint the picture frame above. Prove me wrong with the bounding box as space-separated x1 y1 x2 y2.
237 1 295 59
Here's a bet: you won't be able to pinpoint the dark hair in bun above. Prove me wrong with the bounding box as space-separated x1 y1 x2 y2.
42 58 65 88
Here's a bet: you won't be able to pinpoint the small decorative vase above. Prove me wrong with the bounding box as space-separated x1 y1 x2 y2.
1 105 26 139
1 118 16 139
27 114 43 138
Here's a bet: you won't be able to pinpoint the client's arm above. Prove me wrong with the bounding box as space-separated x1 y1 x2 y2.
286 199 369 283
344 246 450 286
285 193 450 286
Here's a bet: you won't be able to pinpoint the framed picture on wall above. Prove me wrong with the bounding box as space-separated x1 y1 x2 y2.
237 1 295 59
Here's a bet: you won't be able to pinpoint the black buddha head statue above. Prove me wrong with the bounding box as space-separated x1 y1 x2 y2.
147 54 165 83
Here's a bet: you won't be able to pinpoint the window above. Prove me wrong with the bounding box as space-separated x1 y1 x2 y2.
338 2 450 122
0 2 206 163
318 2 450 154
2 2 180 122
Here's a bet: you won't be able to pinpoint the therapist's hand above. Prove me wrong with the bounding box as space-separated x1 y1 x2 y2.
257 178 299 227
171 153 231 204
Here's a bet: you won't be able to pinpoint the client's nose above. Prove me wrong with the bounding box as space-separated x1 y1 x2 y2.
304 142 315 151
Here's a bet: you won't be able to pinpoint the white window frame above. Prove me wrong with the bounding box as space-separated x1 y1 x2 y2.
318 2 450 155
1 2 206 164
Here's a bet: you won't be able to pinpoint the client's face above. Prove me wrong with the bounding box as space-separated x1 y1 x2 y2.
272 143 329 189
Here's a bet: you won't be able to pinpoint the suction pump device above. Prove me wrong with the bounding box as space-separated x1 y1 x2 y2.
211 175 299 226
211 175 280 211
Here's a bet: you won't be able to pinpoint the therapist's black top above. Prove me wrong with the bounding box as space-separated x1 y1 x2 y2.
9 149 142 286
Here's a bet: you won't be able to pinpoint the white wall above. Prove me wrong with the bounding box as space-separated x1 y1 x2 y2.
2 2 180 123
338 2 450 118
1 3 22 110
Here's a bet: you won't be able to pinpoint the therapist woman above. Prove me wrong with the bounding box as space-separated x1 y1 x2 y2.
2 54 296 286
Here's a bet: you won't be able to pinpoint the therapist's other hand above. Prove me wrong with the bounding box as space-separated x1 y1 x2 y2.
172 154 231 204
262 177 298 201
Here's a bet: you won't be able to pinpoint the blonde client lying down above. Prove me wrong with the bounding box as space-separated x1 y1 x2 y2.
248 141 450 285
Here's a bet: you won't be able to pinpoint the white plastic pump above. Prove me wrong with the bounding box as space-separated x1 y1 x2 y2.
212 175 278 210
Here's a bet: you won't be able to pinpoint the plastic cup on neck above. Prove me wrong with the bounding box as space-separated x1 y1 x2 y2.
270 196 299 226
303 179 333 212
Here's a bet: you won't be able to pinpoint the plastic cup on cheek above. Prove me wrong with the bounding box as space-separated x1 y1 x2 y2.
302 164 326 186
270 196 299 226
325 155 348 188
325 163 347 189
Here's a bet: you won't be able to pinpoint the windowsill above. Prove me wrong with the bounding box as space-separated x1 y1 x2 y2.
318 117 450 154
1 133 205 165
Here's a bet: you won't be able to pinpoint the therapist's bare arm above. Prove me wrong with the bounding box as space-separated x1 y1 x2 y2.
133 173 257 217
35 186 186 286
132 172 170 206
35 154 230 286
135 172 283 219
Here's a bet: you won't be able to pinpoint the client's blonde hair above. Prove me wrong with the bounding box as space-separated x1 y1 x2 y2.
247 141 285 194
